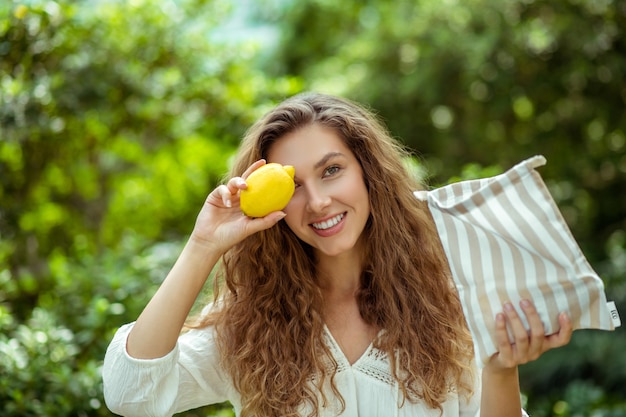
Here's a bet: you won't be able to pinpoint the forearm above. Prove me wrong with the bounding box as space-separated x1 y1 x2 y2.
127 238 221 359
480 366 523 417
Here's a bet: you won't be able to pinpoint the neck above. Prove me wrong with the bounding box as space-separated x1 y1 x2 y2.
316 252 363 301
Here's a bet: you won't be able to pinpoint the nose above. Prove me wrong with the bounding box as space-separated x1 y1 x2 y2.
305 184 331 214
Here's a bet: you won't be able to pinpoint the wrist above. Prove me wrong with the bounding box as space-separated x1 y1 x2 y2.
483 363 519 380
180 237 223 271
187 232 225 256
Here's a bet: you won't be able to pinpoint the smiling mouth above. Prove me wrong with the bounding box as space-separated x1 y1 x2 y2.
311 213 345 230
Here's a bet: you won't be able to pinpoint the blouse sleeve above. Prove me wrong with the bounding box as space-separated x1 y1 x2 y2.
102 322 234 417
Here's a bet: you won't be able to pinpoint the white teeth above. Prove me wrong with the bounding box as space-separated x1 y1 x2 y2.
312 213 344 230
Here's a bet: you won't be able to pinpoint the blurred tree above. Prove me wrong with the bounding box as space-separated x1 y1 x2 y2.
0 0 297 316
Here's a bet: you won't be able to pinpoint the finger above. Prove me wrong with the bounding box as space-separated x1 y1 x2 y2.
241 159 266 179
545 312 573 348
210 182 241 208
223 160 267 208
225 176 247 194
503 302 530 354
493 312 515 366
215 176 248 209
244 211 287 234
519 299 544 360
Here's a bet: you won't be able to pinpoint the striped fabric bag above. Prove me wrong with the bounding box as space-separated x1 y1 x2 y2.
416 155 620 367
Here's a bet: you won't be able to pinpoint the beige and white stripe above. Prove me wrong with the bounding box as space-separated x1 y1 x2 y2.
416 155 617 367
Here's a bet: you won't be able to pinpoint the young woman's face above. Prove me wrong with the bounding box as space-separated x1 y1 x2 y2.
266 123 371 259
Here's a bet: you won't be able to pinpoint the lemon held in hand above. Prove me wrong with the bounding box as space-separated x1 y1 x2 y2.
240 163 295 218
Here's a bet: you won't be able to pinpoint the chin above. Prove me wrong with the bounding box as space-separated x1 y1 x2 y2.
314 244 358 258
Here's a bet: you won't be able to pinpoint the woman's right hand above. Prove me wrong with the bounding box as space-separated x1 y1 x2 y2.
189 159 286 254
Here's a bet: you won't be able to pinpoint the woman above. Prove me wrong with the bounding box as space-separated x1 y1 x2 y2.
103 93 572 417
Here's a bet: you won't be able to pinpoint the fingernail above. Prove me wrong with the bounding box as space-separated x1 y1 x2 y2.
496 313 505 322
504 302 514 311
225 199 232 208
561 312 570 322
521 299 531 308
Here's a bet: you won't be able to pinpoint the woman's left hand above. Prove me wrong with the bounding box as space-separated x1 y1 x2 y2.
486 299 573 371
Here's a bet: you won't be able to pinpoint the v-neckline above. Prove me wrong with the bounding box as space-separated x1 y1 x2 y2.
323 324 380 367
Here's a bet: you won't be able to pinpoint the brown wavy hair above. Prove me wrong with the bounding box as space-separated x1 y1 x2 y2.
189 93 474 416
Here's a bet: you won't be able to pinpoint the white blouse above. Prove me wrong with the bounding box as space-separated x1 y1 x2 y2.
103 322 485 417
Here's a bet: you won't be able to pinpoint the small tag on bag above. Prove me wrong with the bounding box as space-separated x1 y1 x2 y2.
607 301 621 328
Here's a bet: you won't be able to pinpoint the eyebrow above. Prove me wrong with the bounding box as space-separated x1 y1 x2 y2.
314 152 345 170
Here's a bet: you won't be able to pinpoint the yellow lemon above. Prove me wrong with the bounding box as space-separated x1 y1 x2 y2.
240 163 295 218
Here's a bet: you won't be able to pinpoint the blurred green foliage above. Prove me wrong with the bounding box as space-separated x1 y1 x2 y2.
1 0 625 415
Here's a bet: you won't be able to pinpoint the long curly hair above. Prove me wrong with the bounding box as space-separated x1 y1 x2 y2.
189 93 475 417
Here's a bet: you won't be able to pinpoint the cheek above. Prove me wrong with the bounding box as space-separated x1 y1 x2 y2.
283 216 299 237
346 176 370 206
283 194 304 229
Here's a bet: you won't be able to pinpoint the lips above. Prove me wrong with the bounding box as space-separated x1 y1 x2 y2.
311 213 345 230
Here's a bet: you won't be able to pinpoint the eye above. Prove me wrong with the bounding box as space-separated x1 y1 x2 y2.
323 165 341 177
